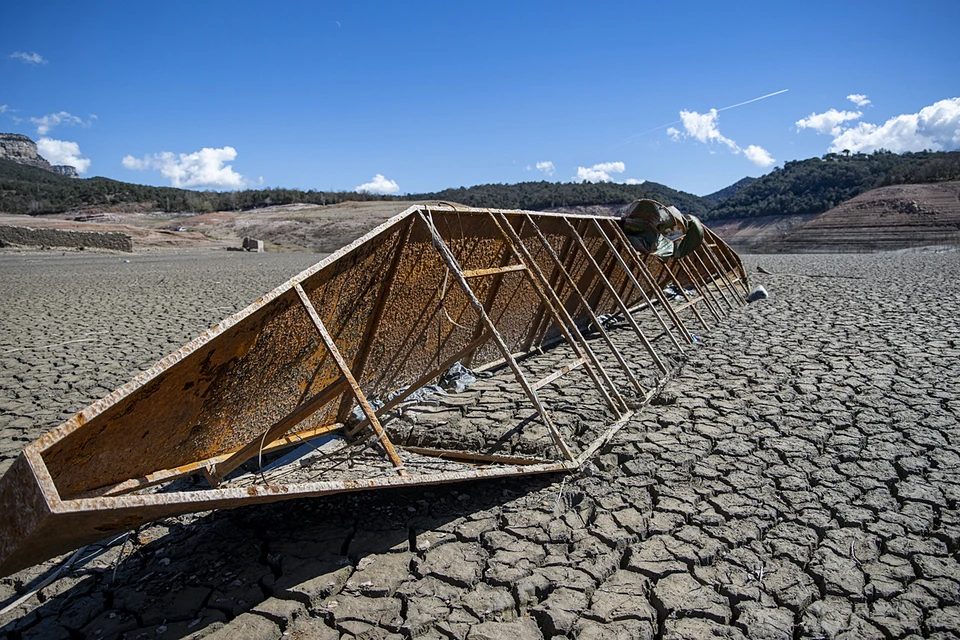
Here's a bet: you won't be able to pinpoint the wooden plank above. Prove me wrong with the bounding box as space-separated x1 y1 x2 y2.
209 376 349 484
533 357 586 391
462 264 526 278
294 284 407 475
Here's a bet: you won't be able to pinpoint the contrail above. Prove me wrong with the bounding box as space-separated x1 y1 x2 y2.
618 89 789 145
717 89 789 112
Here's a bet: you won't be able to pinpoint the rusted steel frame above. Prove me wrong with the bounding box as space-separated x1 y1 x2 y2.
524 215 647 395
418 211 576 461
3 446 570 578
207 376 349 484
650 255 710 331
294 283 407 475
691 247 736 311
336 218 415 423
464 217 521 368
78 421 349 499
462 264 526 278
575 373 671 466
401 447 550 466
706 229 751 297
522 230 574 352
674 256 725 321
700 238 747 305
698 243 745 306
592 219 691 349
488 211 627 415
534 357 586 391
345 329 492 439
561 217 669 375
603 219 708 333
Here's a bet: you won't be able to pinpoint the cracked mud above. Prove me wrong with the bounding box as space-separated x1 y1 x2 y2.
2 250 959 639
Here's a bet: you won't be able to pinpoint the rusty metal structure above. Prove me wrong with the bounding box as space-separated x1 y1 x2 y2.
0 204 749 577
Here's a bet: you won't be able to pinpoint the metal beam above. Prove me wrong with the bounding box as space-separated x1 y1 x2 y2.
294 283 407 475
418 210 576 461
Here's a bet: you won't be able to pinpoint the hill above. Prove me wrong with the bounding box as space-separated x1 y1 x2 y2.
403 180 711 218
0 158 712 219
706 150 960 221
702 177 757 205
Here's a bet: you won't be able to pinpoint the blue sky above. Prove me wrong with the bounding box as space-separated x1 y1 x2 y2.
3 0 959 196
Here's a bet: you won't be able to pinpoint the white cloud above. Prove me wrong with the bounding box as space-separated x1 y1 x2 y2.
535 161 555 177
797 97 960 154
355 174 400 195
743 144 776 167
669 107 776 167
575 161 626 182
624 178 645 185
828 98 960 153
678 109 739 151
30 111 96 135
795 109 862 136
10 51 47 65
0 105 7 114
37 138 91 174
847 94 871 107
122 146 248 188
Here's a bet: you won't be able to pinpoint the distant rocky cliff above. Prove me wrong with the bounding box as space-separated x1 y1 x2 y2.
0 133 78 177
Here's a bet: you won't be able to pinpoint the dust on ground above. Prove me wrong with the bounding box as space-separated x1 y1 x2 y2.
1 252 959 639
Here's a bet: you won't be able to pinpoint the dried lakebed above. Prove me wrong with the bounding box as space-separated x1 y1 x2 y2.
1 250 960 639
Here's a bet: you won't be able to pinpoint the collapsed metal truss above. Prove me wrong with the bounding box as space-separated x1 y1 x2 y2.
0 205 749 576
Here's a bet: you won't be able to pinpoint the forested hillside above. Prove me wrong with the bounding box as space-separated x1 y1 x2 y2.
0 159 389 215
4 149 959 220
706 150 960 220
0 160 710 217
403 180 711 218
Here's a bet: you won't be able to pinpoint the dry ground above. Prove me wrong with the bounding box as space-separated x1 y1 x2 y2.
1 249 959 639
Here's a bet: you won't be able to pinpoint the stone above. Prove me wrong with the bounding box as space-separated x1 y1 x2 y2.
202 612 280 640
416 542 483 588
530 586 589 635
652 573 730 624
466 617 544 640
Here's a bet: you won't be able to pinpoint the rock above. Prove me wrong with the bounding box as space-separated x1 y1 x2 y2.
284 615 340 639
250 597 306 629
0 133 54 172
662 617 747 639
530 586 589 635
467 616 544 640
416 542 484 588
651 573 730 624
243 236 265 253
202 612 281 640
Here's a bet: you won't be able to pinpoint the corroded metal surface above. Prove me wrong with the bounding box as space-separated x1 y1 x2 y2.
0 204 748 577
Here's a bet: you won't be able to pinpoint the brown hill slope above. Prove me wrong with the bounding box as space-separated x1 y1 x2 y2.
779 182 960 252
713 182 960 252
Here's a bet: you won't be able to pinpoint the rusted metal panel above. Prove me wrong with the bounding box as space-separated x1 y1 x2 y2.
0 204 747 577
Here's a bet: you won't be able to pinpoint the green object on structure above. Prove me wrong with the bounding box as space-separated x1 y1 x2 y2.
673 215 704 258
